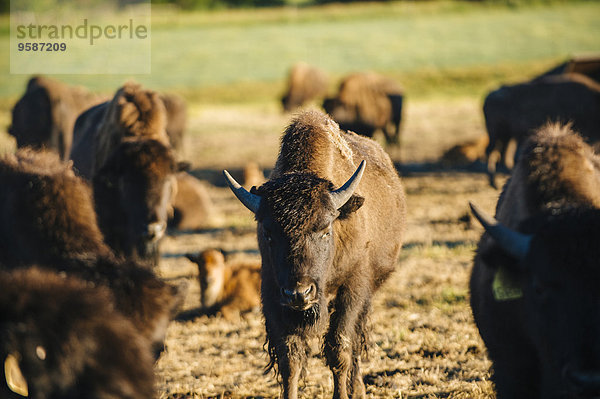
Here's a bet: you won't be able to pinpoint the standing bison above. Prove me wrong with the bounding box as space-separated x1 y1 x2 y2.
224 110 406 399
470 123 600 398
9 76 104 160
281 63 329 112
483 73 600 187
71 82 185 266
323 72 404 146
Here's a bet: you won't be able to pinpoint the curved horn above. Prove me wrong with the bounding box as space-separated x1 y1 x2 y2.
469 202 532 260
330 160 366 209
223 170 261 214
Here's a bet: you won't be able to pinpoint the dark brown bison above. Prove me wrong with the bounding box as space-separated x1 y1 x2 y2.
470 123 600 398
0 148 184 359
186 249 261 320
323 72 404 146
93 139 187 266
8 76 104 160
534 53 600 83
0 267 155 399
483 73 600 188
224 110 406 399
70 81 170 180
281 63 329 112
160 92 187 154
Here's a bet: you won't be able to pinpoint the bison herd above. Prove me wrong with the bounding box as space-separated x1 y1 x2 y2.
1 54 599 398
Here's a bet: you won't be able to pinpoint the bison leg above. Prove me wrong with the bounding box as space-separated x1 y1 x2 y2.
268 331 306 399
325 286 368 399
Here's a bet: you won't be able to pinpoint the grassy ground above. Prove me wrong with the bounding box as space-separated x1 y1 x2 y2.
1 1 599 101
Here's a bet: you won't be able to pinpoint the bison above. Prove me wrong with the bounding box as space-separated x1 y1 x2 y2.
470 123 600 398
0 148 184 359
281 63 329 112
0 267 155 399
93 139 186 266
186 249 261 320
168 172 221 231
323 72 404 146
9 76 104 160
70 81 170 180
224 110 406 399
483 73 600 188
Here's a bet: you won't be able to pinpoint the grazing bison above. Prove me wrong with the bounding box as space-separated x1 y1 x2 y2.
323 72 404 145
281 63 329 112
470 123 600 398
93 139 186 266
0 267 155 399
483 73 600 188
168 172 221 231
9 76 104 160
70 81 170 180
224 110 406 399
0 148 184 359
186 249 261 320
160 92 187 154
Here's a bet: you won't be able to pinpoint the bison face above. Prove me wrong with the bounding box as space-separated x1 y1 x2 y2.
94 140 186 266
471 203 600 396
224 161 366 314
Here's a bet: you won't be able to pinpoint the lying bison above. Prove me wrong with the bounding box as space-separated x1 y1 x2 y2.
281 63 329 112
0 148 184 359
0 267 155 399
224 110 406 399
323 72 404 146
9 76 104 160
470 123 600 398
483 73 600 188
186 249 261 320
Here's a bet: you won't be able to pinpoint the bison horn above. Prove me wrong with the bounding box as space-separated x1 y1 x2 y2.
223 170 261 214
469 202 532 261
330 160 366 210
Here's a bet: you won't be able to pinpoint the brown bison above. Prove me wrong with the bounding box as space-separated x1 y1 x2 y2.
0 267 156 399
70 81 170 180
470 123 600 398
93 139 186 266
160 92 187 154
168 172 221 231
483 73 600 188
186 249 261 320
224 110 406 399
8 76 104 160
281 63 329 112
0 148 184 359
323 72 404 145
440 134 488 167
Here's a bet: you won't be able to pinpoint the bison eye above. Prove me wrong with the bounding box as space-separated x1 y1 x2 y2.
321 231 331 239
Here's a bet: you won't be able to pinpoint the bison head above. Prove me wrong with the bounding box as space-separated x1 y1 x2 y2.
471 202 600 396
94 139 187 267
224 161 365 317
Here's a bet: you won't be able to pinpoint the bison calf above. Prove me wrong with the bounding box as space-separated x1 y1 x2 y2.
0 267 155 399
186 249 261 320
471 123 600 398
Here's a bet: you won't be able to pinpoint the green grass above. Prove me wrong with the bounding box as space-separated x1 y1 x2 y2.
1 1 599 104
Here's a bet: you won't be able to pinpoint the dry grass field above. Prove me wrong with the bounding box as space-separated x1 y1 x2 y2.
125 97 507 398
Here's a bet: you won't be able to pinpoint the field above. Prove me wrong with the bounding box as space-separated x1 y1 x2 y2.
146 98 505 399
1 0 599 397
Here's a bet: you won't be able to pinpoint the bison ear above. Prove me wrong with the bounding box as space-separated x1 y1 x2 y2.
337 194 364 220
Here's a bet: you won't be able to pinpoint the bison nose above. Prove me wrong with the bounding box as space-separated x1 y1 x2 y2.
145 221 166 242
280 283 317 309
